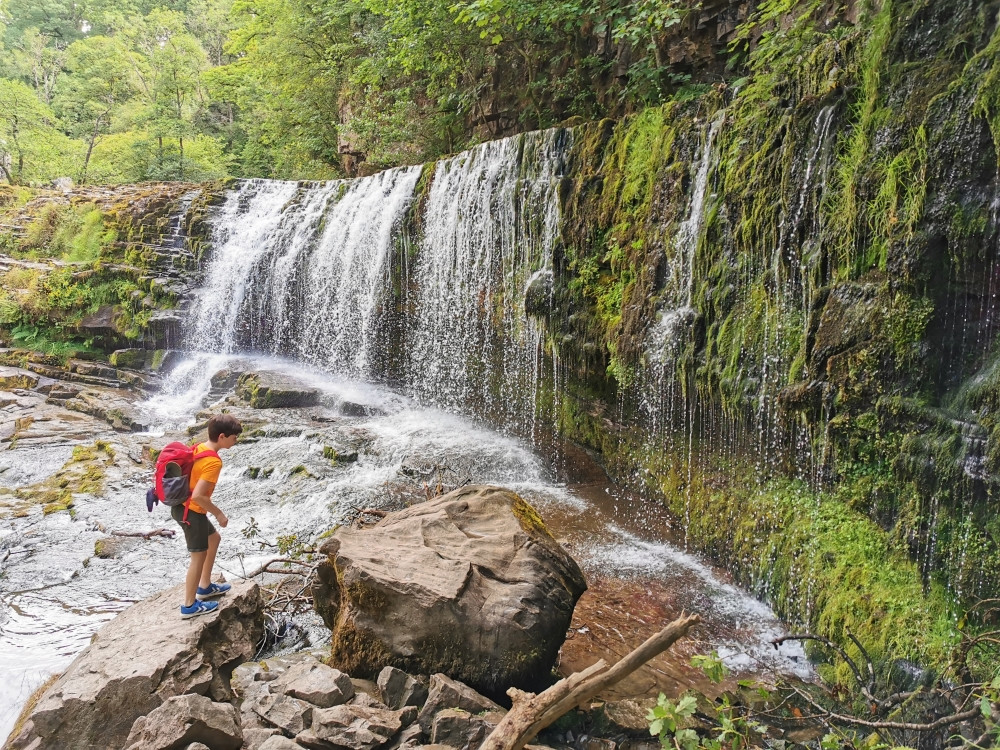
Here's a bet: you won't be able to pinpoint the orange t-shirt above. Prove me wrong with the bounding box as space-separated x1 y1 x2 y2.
187 443 222 514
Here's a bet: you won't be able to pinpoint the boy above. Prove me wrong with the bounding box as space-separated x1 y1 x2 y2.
174 413 243 618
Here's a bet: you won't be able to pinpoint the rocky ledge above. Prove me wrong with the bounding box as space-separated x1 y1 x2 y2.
7 487 595 750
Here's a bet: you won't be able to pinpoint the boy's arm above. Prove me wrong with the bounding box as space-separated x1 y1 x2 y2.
191 479 228 528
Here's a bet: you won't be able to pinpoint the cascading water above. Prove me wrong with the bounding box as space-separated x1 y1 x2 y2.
407 129 570 435
186 169 422 375
183 129 570 437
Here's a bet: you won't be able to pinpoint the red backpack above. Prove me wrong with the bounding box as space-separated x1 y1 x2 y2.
145 442 219 523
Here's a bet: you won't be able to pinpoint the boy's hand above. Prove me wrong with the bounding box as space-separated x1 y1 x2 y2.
216 512 229 528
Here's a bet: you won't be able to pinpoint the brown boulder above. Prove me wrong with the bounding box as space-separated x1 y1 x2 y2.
313 485 586 701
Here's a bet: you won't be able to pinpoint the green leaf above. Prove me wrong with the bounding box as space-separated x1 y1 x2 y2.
982 695 992 718
676 694 698 718
675 729 700 750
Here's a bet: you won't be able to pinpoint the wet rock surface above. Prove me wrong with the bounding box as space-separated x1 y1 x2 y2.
0 351 810 747
313 485 588 700
8 581 264 750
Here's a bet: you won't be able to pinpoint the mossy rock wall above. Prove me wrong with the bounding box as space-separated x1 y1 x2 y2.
535 0 1000 666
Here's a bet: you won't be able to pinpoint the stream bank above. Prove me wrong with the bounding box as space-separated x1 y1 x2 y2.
0 353 810 745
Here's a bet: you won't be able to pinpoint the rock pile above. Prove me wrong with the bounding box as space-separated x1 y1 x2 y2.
226 657 508 750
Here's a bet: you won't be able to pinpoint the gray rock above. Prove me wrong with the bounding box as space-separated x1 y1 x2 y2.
9 582 264 750
273 659 355 708
430 708 501 750
416 675 503 734
124 693 243 750
147 310 184 348
259 737 308 750
378 667 428 710
254 693 315 736
185 744 211 750
297 704 407 750
314 485 586 701
242 727 283 750
237 371 319 408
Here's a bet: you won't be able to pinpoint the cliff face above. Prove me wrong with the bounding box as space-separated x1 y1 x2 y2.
546 0 1000 654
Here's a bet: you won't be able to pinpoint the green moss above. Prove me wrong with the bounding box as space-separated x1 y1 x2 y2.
511 495 552 538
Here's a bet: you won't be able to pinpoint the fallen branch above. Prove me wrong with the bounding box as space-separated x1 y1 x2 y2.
788 684 983 733
111 528 175 540
480 612 701 750
240 557 315 578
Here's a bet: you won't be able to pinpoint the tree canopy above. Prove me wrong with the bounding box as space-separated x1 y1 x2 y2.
0 0 714 183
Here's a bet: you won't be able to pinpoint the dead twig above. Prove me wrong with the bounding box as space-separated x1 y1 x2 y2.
241 557 315 578
111 528 175 540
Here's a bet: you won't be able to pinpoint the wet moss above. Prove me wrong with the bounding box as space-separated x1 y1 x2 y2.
511 495 553 539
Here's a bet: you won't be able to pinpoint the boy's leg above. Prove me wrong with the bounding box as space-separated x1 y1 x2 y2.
185 550 207 607
199 531 221 590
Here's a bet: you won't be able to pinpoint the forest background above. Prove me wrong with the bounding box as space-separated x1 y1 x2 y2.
0 0 709 184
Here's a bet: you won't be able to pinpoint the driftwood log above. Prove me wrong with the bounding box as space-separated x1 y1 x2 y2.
480 612 702 750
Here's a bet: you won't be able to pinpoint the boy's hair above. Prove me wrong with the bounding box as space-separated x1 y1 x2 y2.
208 414 243 441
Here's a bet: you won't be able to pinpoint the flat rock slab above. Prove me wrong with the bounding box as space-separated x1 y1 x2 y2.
9 581 264 750
314 485 586 701
237 371 320 409
0 366 39 390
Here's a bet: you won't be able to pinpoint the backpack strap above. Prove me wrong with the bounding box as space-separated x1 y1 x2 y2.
182 448 222 524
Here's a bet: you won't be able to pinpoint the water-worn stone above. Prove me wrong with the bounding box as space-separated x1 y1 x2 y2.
8 581 264 750
296 703 408 750
253 693 315 736
429 708 501 750
273 659 355 708
313 485 586 700
186 743 212 750
416 675 503 734
377 667 428 710
237 371 319 408
123 693 243 750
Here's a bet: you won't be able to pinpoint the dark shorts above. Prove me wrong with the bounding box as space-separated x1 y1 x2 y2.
171 505 217 552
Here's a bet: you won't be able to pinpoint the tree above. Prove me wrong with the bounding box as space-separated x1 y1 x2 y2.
117 9 210 179
5 27 65 103
56 36 136 182
0 77 74 183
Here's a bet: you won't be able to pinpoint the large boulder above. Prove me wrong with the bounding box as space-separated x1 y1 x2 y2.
313 485 587 700
8 581 264 750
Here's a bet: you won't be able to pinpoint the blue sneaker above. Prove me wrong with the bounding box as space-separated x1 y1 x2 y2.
180 599 219 619
196 582 231 601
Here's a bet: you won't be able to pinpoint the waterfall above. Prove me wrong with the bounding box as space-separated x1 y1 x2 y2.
185 130 570 438
187 168 422 378
407 129 571 433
